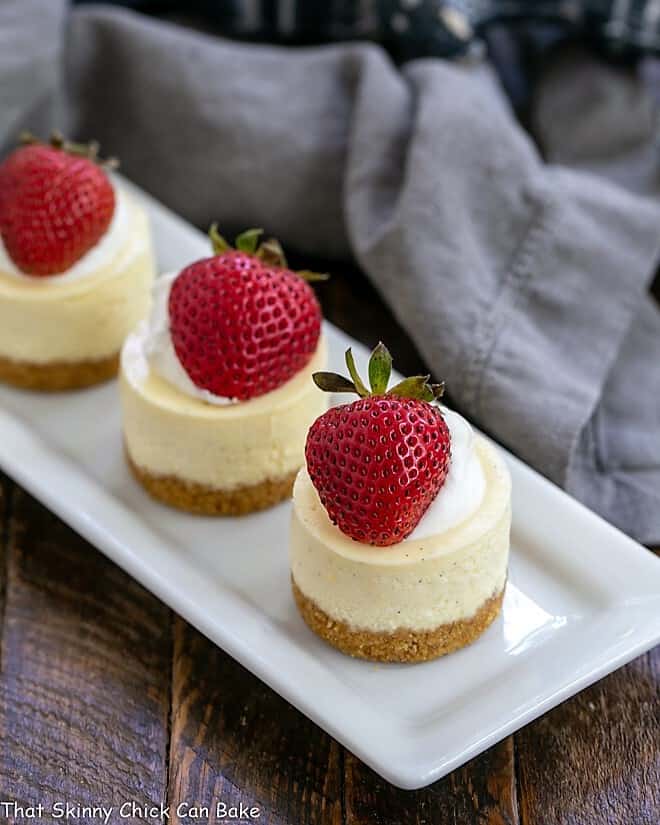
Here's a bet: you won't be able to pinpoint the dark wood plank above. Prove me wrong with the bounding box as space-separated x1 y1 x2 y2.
0 473 11 654
168 618 344 825
0 488 172 824
517 647 660 825
344 737 518 825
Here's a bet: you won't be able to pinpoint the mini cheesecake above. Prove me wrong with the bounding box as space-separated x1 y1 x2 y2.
120 228 328 515
0 133 155 391
290 344 511 663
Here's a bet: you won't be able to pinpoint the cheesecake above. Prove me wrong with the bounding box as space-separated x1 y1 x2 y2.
290 344 511 663
0 132 155 390
120 228 328 515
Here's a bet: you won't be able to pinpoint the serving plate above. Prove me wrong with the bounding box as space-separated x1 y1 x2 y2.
1 184 659 790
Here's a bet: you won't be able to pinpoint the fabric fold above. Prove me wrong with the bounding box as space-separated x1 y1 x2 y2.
347 56 660 503
0 0 68 149
568 296 660 544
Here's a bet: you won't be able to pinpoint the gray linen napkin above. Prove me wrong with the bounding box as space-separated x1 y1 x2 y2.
532 47 660 543
3 3 660 543
0 0 67 144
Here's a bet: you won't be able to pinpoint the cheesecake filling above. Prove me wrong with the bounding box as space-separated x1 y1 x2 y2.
121 328 328 490
0 180 130 283
290 436 511 632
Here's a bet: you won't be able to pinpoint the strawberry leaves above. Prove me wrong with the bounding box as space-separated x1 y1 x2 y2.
209 223 232 254
389 375 445 402
368 342 391 394
18 130 119 168
345 348 370 397
312 342 445 402
311 372 360 394
207 225 329 282
235 227 263 254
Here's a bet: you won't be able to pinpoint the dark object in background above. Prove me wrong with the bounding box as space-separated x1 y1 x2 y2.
73 0 660 59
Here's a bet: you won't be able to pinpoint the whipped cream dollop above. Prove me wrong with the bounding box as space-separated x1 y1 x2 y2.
0 179 130 283
142 271 237 405
405 407 486 541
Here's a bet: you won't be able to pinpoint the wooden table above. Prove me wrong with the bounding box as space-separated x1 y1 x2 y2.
0 262 658 825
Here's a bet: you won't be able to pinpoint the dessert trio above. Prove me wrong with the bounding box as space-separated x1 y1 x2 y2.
0 132 511 664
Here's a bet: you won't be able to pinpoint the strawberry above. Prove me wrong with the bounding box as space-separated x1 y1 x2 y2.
0 132 116 276
168 227 325 401
306 343 450 546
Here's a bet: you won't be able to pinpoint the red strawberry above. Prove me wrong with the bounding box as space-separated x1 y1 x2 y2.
0 132 115 276
169 227 325 401
306 343 450 546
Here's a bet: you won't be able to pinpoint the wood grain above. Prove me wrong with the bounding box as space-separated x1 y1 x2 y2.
0 489 172 825
0 473 10 661
517 647 660 825
168 618 344 825
344 737 519 825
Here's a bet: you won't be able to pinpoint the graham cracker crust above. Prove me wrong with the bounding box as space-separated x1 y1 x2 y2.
0 352 119 391
126 449 297 515
292 579 505 663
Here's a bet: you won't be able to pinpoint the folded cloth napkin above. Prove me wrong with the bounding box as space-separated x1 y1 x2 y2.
3 3 660 543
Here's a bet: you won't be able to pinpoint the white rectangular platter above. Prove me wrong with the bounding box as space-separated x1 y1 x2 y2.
1 185 659 790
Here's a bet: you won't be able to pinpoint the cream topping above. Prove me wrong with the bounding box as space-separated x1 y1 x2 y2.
0 179 130 283
407 407 486 540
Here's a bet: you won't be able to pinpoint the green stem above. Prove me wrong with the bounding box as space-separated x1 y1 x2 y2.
312 342 445 402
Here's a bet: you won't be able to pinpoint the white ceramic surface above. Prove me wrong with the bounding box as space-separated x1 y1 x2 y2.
0 183 658 789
